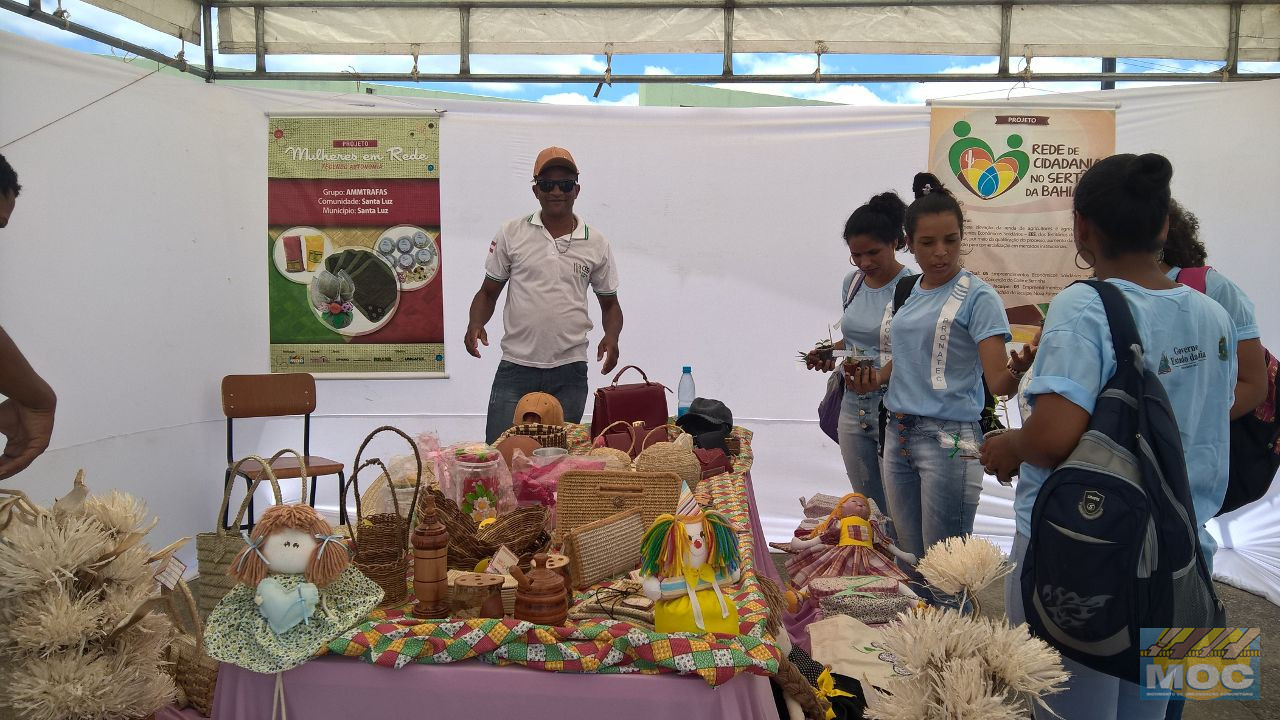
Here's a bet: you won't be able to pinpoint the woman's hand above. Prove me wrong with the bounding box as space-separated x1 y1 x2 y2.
979 429 1023 484
805 349 837 372
849 365 884 394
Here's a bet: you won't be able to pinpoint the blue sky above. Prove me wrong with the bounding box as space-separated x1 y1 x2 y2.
4 0 1278 106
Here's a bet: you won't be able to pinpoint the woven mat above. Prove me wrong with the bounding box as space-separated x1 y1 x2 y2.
326 425 778 686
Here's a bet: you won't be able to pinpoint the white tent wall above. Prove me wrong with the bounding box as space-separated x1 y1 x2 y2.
1 31 1277 601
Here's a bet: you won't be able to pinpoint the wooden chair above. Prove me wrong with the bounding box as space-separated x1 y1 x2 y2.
221 373 346 529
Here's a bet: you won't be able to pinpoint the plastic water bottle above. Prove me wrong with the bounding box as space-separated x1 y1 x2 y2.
677 366 695 418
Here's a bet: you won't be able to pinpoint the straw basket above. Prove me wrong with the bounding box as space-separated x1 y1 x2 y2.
347 426 424 555
420 487 549 571
634 432 701 489
165 578 218 716
556 470 682 537
496 423 569 450
195 452 296 618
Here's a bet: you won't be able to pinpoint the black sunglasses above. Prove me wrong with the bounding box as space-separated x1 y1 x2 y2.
535 178 578 193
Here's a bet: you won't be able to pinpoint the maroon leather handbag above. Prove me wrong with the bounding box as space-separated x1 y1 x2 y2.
589 366 670 439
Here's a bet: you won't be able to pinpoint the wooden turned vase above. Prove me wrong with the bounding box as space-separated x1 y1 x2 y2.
510 553 568 627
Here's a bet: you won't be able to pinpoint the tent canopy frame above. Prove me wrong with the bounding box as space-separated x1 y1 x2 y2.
4 0 1278 85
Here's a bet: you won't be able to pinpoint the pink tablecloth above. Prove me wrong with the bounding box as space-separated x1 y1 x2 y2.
170 471 781 720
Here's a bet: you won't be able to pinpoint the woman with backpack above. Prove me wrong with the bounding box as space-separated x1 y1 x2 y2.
849 173 1024 566
981 153 1237 719
1161 199 1267 422
805 192 914 521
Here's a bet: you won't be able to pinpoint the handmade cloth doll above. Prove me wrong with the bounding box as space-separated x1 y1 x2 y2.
639 509 743 635
782 493 912 591
205 504 383 674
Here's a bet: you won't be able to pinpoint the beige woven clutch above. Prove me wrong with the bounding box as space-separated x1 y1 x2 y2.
556 470 682 537
563 508 645 589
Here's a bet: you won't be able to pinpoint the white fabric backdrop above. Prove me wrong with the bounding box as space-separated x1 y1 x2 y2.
1 30 1276 603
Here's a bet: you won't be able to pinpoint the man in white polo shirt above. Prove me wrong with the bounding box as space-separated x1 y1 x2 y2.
465 146 623 443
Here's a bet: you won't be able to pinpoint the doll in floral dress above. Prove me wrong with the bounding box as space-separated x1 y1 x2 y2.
782 492 912 590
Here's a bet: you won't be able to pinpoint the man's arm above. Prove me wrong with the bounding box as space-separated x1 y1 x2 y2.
596 293 623 374
465 278 505 358
0 326 56 480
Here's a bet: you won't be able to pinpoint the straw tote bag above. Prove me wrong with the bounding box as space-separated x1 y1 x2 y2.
195 451 299 618
166 578 219 716
556 470 682 537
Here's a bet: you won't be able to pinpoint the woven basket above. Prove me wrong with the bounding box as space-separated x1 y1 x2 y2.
195 453 291 618
562 508 645 588
556 470 682 537
586 447 633 470
496 423 568 450
421 487 549 571
343 427 422 608
165 578 218 716
634 433 701 489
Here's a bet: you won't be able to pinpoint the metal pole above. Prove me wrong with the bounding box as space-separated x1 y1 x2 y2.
722 3 734 76
205 70 1271 83
209 0 1278 7
997 2 1011 77
1225 2 1242 78
203 1 215 82
459 5 470 75
254 5 266 72
1101 57 1115 90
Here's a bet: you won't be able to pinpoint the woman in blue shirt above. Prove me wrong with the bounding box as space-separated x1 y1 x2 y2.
981 154 1237 720
806 192 913 516
851 173 1022 562
1160 199 1267 420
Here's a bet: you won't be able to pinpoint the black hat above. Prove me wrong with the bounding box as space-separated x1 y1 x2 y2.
676 398 733 429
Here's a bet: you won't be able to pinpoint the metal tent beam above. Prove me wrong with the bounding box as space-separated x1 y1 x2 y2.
205 70 1280 82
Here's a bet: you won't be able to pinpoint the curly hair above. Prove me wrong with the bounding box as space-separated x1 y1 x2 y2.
228 503 349 587
1162 198 1208 268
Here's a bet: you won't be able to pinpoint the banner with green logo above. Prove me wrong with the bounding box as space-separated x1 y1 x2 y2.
929 104 1115 332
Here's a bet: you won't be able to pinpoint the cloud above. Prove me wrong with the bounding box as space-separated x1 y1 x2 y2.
535 91 638 106
471 54 606 77
643 66 674 76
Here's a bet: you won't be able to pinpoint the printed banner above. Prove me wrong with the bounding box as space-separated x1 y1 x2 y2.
928 104 1115 334
267 116 444 376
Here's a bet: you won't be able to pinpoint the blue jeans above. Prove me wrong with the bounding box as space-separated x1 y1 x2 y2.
485 360 588 443
1006 533 1171 720
838 388 890 529
880 413 983 560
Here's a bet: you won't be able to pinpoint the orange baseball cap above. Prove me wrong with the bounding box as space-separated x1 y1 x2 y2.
533 146 578 178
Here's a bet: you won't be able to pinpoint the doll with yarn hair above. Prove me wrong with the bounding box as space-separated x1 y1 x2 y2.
640 509 743 635
782 492 913 590
204 504 384 674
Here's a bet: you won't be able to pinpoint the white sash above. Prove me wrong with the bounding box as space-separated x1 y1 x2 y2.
879 300 895 366
931 273 971 390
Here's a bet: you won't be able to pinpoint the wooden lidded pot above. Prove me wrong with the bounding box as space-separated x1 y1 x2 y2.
509 553 568 627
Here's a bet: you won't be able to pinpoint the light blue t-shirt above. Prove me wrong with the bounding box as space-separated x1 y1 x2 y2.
1168 265 1261 341
883 269 1012 421
1014 279 1238 559
839 266 914 368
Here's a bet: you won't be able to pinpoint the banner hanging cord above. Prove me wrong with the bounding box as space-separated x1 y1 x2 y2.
1 69 159 149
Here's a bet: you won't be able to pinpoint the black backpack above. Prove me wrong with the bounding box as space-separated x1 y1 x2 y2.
1021 280 1225 683
877 274 1004 454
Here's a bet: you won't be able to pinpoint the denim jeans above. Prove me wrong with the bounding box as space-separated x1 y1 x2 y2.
1006 533 1170 720
485 360 588 443
880 413 983 560
838 388 890 527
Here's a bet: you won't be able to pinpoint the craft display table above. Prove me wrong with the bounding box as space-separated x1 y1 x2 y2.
163 427 782 720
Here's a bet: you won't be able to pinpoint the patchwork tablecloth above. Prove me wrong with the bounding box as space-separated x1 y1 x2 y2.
325 426 781 686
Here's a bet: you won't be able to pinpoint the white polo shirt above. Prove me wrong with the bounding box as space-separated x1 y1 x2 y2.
484 211 619 368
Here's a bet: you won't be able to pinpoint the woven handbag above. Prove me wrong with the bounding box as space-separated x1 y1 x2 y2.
818 590 914 625
496 423 569 450
165 578 218 716
349 426 424 554
562 508 645 589
634 431 701 489
556 470 682 538
195 452 292 618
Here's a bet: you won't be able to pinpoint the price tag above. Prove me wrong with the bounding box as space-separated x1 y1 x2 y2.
485 545 519 576
153 555 187 591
